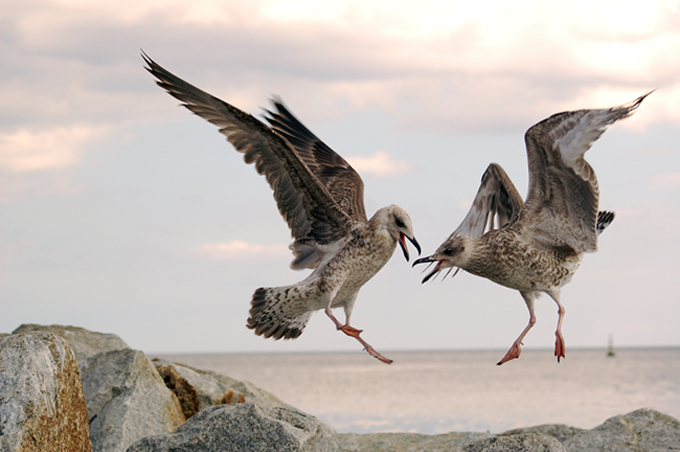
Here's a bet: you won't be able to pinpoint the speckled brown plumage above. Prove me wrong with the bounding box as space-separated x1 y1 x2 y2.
143 52 420 364
415 93 650 365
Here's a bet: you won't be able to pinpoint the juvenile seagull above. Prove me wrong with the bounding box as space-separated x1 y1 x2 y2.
414 93 650 365
143 53 420 364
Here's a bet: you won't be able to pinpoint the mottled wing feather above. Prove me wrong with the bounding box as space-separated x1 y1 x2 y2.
264 100 367 223
143 53 353 259
522 92 650 252
449 163 524 240
596 210 615 236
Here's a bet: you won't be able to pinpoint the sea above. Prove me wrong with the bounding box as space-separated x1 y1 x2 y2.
156 347 680 435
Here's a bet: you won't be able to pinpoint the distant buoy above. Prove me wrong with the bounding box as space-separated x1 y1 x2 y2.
607 334 615 357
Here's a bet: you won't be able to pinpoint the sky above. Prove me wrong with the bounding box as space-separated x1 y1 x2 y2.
1 0 679 356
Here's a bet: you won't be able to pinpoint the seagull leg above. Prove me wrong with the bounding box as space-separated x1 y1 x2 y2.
324 295 393 364
497 291 537 365
547 290 566 362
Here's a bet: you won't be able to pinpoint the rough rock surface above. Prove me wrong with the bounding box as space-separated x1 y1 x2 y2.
3 325 680 452
562 408 680 452
12 324 129 367
152 359 294 419
463 432 567 451
502 424 586 444
127 402 339 452
82 349 185 452
11 324 185 452
0 332 92 452
335 432 492 452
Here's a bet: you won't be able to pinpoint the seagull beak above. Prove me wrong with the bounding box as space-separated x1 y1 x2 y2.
412 256 443 284
399 233 421 262
412 255 434 267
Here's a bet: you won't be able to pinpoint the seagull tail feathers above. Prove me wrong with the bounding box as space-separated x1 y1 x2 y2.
247 286 312 340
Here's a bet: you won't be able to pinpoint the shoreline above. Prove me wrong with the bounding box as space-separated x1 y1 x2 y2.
2 325 679 452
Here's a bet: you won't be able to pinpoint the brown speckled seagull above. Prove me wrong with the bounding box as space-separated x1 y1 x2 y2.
414 93 651 365
143 53 420 364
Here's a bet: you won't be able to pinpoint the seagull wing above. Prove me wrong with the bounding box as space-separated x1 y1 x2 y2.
143 53 354 268
263 100 367 223
521 92 650 252
448 163 524 240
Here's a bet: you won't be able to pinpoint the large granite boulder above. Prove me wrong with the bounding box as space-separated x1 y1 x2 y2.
562 408 680 452
463 432 567 451
335 431 567 452
13 324 128 366
502 424 586 444
152 359 295 419
11 324 185 452
0 332 92 452
336 432 492 452
83 348 185 452
4 325 680 452
126 402 339 452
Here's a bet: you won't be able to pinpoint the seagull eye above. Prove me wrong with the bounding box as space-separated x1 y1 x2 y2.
395 218 405 228
443 248 454 256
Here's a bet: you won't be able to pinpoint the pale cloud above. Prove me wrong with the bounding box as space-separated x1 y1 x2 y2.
4 0 680 139
190 240 290 260
0 172 82 203
346 151 413 177
0 126 101 172
650 172 680 190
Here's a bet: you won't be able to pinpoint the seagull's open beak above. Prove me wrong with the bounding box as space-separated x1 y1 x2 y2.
399 233 421 262
412 256 444 283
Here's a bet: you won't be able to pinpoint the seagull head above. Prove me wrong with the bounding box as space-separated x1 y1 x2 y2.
412 236 469 283
377 205 421 262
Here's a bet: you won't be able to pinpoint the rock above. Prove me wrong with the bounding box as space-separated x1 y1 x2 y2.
126 402 339 452
80 348 185 452
151 359 295 419
12 324 185 452
336 432 492 452
502 424 586 444
13 324 129 367
0 332 92 452
464 432 567 451
563 408 680 452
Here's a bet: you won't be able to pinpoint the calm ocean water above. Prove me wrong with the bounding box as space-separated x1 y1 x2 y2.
156 348 680 434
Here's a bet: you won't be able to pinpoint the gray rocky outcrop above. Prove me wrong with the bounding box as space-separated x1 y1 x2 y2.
82 348 185 452
13 324 129 366
2 325 679 452
151 358 294 419
335 432 492 452
0 332 92 452
463 432 567 451
126 402 339 452
502 424 586 444
9 324 185 452
562 408 680 452
334 431 569 452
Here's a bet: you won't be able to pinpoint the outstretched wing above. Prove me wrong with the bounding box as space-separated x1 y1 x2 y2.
264 100 367 223
448 163 524 240
522 92 650 252
143 52 355 268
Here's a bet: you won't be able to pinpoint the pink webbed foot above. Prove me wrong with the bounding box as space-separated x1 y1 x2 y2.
554 331 566 363
339 325 363 338
497 341 523 365
364 345 393 365
339 325 392 364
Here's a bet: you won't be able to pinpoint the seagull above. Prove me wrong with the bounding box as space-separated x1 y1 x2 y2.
413 93 650 365
143 52 420 364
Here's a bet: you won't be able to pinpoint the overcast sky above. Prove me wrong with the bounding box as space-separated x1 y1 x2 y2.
2 0 679 356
